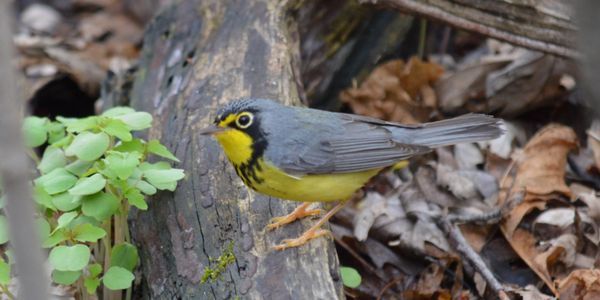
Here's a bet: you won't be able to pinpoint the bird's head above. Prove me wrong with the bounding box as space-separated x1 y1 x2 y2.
200 99 275 164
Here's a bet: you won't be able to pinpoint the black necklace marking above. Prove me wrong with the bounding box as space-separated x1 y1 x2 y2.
229 109 267 189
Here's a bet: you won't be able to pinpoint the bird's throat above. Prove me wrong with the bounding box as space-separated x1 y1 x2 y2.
215 129 254 165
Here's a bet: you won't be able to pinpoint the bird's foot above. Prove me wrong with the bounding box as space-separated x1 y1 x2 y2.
266 202 322 231
273 228 331 251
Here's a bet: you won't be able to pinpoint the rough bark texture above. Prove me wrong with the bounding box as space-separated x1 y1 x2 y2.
124 0 343 299
362 0 577 58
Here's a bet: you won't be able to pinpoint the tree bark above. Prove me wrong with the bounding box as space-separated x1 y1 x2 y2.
125 0 343 299
361 0 578 58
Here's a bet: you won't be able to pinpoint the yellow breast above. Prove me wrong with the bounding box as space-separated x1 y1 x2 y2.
214 129 380 202
252 160 380 202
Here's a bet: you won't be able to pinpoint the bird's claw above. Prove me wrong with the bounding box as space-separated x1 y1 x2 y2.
273 229 331 250
266 205 322 231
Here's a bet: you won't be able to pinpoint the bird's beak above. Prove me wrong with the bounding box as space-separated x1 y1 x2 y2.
199 124 227 135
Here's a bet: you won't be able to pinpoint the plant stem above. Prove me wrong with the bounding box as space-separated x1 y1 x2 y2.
26 149 41 166
0 284 15 300
102 220 112 300
122 203 130 243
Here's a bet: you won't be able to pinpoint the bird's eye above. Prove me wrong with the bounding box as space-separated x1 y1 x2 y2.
235 112 253 128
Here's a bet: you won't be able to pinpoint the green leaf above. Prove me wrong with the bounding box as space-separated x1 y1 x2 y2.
0 259 10 285
147 140 179 162
43 230 67 248
65 132 110 161
143 169 185 191
65 160 93 177
81 192 119 221
129 168 143 180
49 245 90 271
46 121 66 144
51 134 73 148
51 192 81 212
73 223 106 243
84 277 101 294
102 119 132 141
103 151 141 180
33 185 57 211
113 112 152 131
103 266 134 290
59 116 98 133
38 147 67 174
54 211 78 232
0 216 8 244
125 188 147 210
340 266 361 288
52 270 81 285
35 168 78 195
102 107 135 117
23 116 48 147
113 139 145 153
89 263 102 277
70 215 101 228
132 180 156 195
110 243 138 271
69 174 106 196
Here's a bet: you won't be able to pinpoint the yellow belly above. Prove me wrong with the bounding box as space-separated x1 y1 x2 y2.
250 160 381 202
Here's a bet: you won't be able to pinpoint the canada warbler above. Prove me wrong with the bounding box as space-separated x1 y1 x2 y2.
200 98 503 250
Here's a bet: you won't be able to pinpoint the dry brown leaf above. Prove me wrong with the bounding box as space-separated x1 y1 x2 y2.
340 57 443 124
507 229 558 296
507 285 553 300
403 256 467 300
497 124 578 296
510 124 578 199
557 269 600 300
437 44 574 117
503 200 547 237
436 59 511 113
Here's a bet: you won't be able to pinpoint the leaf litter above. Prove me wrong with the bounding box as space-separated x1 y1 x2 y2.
334 35 599 299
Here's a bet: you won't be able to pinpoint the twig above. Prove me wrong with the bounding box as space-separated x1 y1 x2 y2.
0 2 50 299
0 283 16 300
376 277 404 300
333 235 383 281
447 208 501 224
436 216 504 294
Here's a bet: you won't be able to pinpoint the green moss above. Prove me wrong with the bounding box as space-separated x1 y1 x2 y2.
200 242 236 284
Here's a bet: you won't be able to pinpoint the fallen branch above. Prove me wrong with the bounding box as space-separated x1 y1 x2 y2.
360 0 578 58
436 216 505 295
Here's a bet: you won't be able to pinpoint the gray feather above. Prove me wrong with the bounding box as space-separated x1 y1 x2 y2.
237 99 503 175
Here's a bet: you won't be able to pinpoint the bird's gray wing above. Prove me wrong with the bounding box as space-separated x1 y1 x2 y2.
272 114 431 175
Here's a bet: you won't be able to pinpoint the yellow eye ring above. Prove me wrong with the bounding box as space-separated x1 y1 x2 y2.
235 112 254 128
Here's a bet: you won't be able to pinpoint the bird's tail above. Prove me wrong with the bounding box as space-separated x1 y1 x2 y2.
406 114 504 147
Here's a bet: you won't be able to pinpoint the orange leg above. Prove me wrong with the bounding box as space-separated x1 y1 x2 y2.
273 201 347 251
266 202 322 231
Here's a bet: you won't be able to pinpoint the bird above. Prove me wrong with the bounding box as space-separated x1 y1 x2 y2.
200 98 503 250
